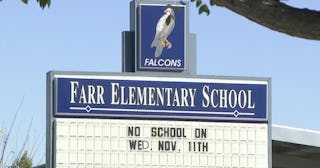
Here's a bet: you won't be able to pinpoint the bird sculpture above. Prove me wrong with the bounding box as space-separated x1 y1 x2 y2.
151 7 175 57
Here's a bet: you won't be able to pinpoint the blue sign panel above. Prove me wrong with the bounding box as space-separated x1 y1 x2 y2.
138 4 186 71
54 76 268 122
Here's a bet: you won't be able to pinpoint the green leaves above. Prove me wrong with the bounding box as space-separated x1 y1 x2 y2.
179 1 187 5
20 0 50 9
21 0 28 4
37 0 51 9
189 0 211 16
196 0 202 7
11 151 32 168
210 0 215 6
199 4 210 15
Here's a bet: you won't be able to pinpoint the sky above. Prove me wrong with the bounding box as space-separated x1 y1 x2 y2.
1 0 320 165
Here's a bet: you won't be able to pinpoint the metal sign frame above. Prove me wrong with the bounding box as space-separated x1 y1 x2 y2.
47 71 272 168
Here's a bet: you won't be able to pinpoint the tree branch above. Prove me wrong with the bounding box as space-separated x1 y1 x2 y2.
210 0 320 40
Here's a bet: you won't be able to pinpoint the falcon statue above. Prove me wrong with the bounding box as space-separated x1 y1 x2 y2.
151 7 175 57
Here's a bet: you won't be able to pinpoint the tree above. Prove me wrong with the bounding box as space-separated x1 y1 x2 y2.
11 151 32 168
0 97 39 168
192 0 320 40
212 0 320 40
18 0 320 40
21 0 50 9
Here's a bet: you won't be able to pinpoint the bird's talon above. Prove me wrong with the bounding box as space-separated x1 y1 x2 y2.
167 42 172 49
160 40 166 47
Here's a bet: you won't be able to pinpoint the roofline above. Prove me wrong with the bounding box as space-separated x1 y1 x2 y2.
272 124 320 147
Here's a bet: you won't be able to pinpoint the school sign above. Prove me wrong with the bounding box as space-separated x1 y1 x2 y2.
47 1 271 168
55 75 267 122
138 4 186 71
48 73 270 167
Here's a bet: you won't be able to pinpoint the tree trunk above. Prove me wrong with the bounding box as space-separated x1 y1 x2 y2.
210 0 320 40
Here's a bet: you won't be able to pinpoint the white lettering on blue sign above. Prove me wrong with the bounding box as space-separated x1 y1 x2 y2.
109 83 255 109
68 81 256 109
55 77 267 121
202 85 255 109
70 81 105 104
144 58 182 68
110 82 196 107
